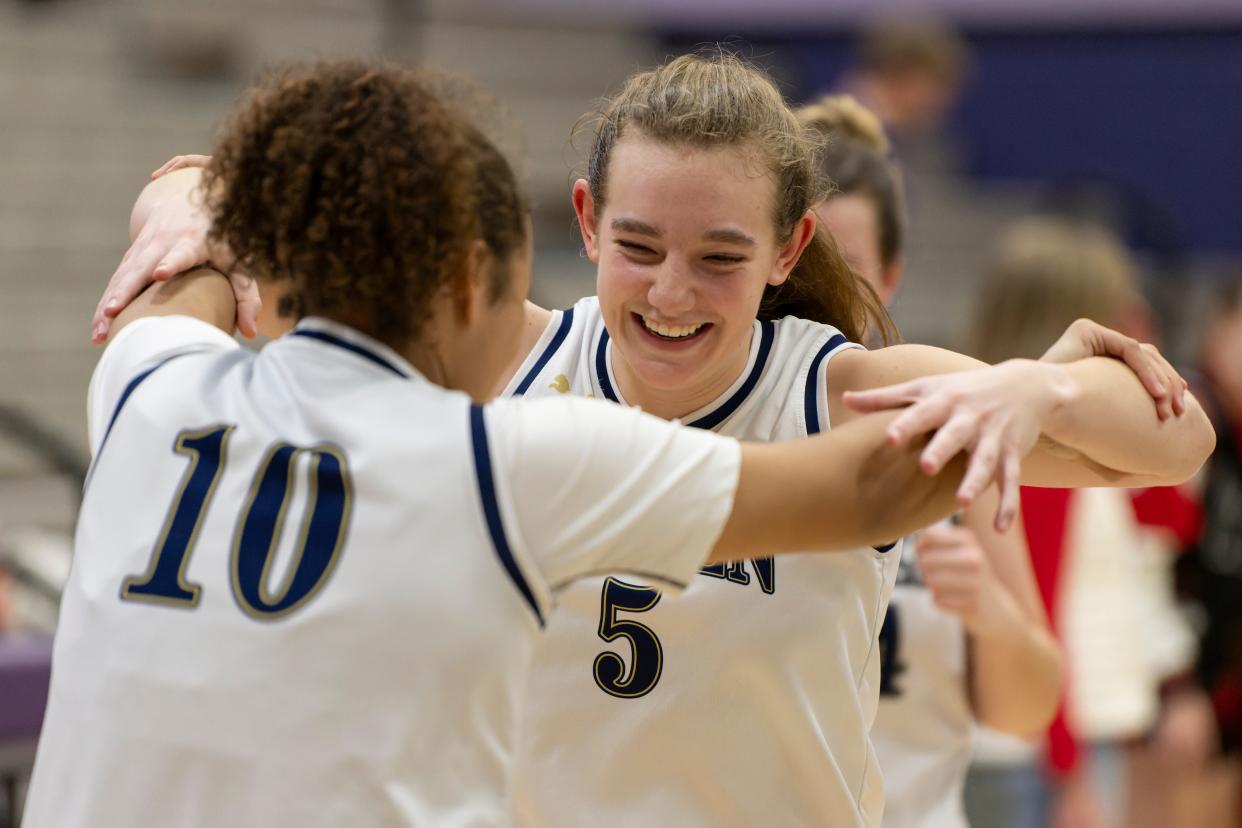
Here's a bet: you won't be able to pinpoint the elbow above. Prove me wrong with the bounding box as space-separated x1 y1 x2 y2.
979 692 1062 741
1158 398 1216 486
1185 399 1217 476
975 635 1064 739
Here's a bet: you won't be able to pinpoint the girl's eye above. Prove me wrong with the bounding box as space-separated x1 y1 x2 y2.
706 254 745 264
617 240 656 255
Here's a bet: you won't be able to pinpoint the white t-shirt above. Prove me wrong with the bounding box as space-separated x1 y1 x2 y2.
508 297 901 827
23 315 740 828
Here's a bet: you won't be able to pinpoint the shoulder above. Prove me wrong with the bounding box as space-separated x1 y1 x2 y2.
501 297 602 398
87 316 240 454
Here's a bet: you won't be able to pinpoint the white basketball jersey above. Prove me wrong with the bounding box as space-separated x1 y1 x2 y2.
871 543 974 828
507 297 902 827
24 315 741 828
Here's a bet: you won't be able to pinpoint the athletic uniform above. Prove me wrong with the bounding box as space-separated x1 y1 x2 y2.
23 315 741 828
871 539 974 828
507 297 901 827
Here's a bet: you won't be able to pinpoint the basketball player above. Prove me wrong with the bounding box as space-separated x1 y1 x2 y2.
94 54 1213 827
797 94 1055 828
25 61 1002 828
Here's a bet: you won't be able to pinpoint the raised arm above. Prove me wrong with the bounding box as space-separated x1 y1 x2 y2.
107 268 236 343
710 409 967 562
832 341 1215 528
93 163 260 341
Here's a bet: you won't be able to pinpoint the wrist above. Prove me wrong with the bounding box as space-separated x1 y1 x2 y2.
1032 360 1080 442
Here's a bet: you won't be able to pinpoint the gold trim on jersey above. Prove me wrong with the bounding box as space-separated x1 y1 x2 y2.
120 424 236 609
229 442 353 621
592 576 664 699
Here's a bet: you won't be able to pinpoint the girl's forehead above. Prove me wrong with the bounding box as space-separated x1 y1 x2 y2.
605 137 776 233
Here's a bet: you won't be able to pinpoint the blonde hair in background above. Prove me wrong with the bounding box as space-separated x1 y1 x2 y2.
795 94 906 270
797 94 890 155
970 217 1140 364
581 51 897 345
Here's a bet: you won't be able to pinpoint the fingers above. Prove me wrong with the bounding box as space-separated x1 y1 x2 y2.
914 522 970 549
1142 343 1188 417
956 433 1000 508
231 274 262 339
92 245 163 342
881 394 953 448
153 237 209 282
842 380 924 415
994 452 1022 533
1116 338 1177 419
151 154 211 180
921 566 983 616
918 411 979 475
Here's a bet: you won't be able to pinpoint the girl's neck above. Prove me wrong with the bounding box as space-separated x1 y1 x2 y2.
609 326 755 422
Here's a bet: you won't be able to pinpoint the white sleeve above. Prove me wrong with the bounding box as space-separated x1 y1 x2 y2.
482 396 741 597
87 316 240 456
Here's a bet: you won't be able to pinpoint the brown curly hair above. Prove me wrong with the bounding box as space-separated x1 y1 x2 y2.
203 60 529 347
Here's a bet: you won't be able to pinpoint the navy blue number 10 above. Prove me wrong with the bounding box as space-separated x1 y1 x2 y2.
121 426 352 620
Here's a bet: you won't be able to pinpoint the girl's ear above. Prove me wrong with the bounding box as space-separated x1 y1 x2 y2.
572 179 602 263
878 255 905 307
450 239 491 326
771 210 818 287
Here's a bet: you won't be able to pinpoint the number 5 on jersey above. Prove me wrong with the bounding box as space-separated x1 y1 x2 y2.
594 577 663 698
121 425 352 620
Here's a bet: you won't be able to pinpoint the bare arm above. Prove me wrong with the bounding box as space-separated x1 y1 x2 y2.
832 344 1214 532
955 491 1062 737
94 165 261 341
710 410 966 562
107 268 236 343
832 344 1211 485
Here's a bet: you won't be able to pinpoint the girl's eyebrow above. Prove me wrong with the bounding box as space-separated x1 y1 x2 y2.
703 229 755 247
611 218 661 236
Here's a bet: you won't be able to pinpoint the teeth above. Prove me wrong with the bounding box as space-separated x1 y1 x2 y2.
642 316 704 339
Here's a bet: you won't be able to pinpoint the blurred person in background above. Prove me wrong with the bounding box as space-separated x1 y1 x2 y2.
838 17 970 183
1174 277 1242 825
797 94 1059 828
965 217 1213 828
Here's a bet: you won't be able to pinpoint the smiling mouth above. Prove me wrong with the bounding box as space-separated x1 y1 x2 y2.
634 312 712 343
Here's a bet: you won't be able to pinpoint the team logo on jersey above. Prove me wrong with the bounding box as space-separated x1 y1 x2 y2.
549 374 571 394
699 558 775 594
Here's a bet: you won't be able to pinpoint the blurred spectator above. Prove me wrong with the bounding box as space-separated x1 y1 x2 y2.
839 17 970 182
1165 277 1242 825
1184 278 1242 749
964 217 1209 828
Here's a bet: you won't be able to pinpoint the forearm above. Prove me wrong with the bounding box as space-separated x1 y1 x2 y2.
1043 357 1215 484
108 268 236 342
714 411 966 561
970 605 1062 737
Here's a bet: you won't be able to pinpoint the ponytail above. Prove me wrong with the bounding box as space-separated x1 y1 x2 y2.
759 224 896 344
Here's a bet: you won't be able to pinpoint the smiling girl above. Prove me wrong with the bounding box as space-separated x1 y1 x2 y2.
496 54 1208 826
